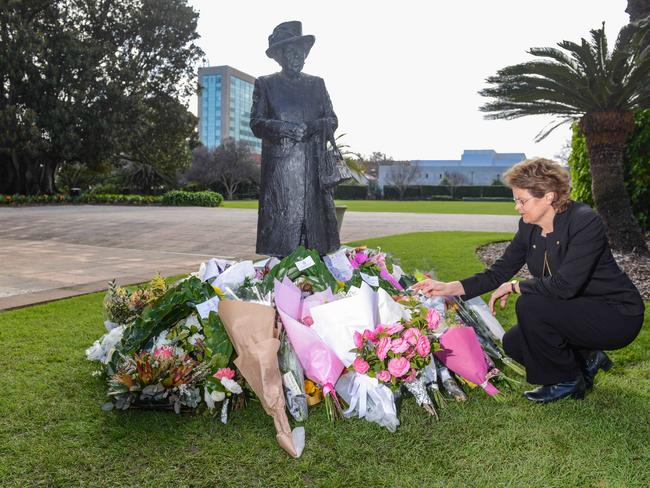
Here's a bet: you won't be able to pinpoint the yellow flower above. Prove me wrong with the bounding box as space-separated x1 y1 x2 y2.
212 285 225 298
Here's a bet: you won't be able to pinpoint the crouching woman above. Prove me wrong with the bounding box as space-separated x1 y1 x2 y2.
412 158 644 403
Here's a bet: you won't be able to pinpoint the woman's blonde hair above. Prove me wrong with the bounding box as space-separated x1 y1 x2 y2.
503 158 571 212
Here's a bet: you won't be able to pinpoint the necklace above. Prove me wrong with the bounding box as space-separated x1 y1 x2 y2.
543 249 552 277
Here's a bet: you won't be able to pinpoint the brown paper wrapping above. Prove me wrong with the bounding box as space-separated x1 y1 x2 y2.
219 300 299 458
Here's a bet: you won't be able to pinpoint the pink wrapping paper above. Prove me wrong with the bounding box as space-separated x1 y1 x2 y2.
274 279 344 391
301 288 335 324
434 326 500 396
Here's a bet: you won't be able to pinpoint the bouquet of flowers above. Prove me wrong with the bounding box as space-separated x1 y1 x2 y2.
103 274 168 328
348 299 441 417
338 246 405 295
262 246 338 294
106 345 211 412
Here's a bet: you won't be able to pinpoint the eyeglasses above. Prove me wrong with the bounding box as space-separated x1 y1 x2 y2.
513 197 534 207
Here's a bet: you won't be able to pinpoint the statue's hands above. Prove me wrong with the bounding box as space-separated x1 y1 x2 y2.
280 122 307 141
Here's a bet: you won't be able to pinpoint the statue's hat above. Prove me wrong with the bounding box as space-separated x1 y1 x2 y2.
266 21 315 61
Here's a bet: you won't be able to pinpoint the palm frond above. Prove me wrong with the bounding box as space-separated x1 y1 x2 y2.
591 23 608 75
479 20 650 125
533 118 575 142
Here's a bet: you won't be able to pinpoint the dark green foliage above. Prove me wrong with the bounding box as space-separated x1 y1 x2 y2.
261 246 337 293
161 190 223 207
0 0 203 195
118 276 215 358
569 111 650 230
202 313 233 370
383 185 511 200
334 185 368 200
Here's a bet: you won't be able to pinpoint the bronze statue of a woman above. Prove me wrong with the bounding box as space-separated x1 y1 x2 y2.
250 21 340 257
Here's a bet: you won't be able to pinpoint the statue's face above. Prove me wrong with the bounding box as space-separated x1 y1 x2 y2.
280 44 305 75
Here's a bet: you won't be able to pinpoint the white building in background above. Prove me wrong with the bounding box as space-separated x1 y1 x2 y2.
378 149 527 189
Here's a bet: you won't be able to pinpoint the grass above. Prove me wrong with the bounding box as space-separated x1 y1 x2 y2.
1 231 649 487
223 199 518 215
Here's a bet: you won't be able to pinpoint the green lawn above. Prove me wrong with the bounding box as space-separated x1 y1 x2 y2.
1 231 649 487
223 199 518 215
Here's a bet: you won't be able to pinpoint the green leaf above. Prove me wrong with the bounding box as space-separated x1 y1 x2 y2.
202 312 233 370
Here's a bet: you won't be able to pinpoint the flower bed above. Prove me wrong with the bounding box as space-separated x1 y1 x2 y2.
1 191 223 207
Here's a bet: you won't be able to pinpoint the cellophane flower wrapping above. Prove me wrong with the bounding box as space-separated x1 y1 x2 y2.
278 330 309 422
434 326 500 397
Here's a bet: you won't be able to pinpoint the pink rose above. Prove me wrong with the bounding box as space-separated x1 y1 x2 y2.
153 346 174 359
405 347 417 360
353 331 363 349
416 335 431 357
402 327 421 346
353 357 370 375
374 324 387 334
363 329 377 343
427 308 441 330
376 336 392 361
213 367 236 380
388 357 411 378
391 338 410 354
376 370 391 382
404 368 417 383
386 323 405 335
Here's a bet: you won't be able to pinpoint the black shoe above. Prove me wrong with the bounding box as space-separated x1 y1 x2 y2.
523 375 586 403
581 351 613 389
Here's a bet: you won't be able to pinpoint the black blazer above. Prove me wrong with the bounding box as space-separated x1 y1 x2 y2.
460 201 644 316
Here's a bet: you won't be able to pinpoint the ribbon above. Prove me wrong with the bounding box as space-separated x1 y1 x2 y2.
479 368 501 397
343 373 397 421
343 374 377 418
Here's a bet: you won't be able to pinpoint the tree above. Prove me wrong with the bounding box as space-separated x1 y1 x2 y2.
479 21 650 254
0 0 203 195
445 171 468 187
184 140 259 200
385 162 421 200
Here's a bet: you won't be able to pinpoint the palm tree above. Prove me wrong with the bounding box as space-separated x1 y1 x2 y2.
479 21 650 254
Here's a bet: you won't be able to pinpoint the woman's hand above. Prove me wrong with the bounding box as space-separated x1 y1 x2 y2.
488 282 515 315
411 279 464 297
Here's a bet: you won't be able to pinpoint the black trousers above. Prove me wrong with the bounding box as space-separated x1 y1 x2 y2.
502 294 644 385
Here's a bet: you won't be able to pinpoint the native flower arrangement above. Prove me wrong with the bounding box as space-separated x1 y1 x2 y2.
87 244 523 459
103 275 167 328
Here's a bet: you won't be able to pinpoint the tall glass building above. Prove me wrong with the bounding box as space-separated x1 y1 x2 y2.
197 65 262 154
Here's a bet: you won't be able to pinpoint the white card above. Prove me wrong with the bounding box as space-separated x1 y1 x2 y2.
360 272 379 287
195 296 220 319
295 256 315 271
282 372 302 395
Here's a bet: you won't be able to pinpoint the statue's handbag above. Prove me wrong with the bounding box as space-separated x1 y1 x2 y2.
320 128 353 189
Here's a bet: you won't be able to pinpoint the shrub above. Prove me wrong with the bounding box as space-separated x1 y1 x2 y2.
334 185 368 200
161 190 223 207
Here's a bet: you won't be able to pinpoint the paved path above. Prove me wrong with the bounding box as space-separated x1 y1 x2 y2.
0 205 518 309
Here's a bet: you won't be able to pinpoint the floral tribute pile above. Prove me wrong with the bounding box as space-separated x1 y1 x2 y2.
87 245 524 457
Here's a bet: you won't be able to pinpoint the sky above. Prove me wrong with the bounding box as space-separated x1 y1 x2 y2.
187 0 630 161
